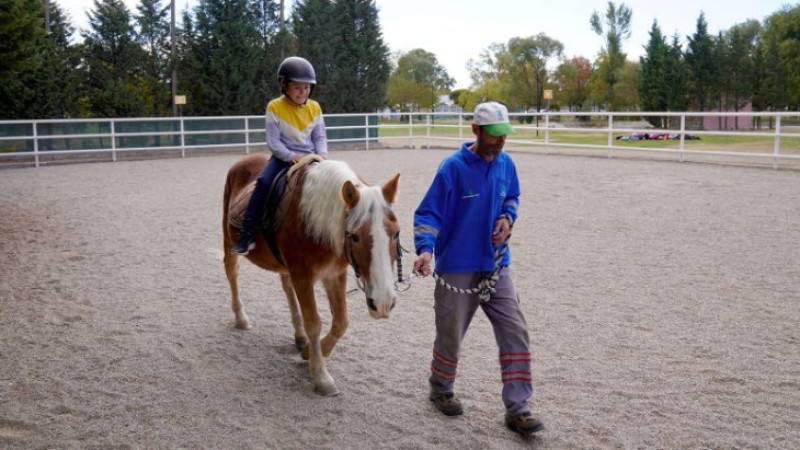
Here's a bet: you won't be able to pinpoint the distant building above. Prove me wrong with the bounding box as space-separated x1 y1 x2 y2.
702 99 753 130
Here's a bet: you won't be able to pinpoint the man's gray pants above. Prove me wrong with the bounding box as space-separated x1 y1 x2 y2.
429 267 533 416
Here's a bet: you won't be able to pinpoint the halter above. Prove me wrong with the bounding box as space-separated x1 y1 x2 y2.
345 229 407 293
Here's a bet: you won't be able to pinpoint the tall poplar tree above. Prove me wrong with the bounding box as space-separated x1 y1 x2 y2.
590 1 632 109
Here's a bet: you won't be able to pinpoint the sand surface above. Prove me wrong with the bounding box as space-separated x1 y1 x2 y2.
1 150 799 449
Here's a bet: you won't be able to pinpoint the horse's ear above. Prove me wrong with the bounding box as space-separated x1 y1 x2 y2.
342 180 361 210
382 173 400 204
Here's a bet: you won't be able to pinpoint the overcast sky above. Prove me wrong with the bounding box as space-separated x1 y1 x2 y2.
59 0 796 89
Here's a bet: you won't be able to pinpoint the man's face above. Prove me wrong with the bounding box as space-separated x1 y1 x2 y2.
474 126 506 159
286 81 311 105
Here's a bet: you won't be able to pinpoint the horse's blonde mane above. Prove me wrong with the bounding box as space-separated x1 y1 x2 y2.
299 160 388 254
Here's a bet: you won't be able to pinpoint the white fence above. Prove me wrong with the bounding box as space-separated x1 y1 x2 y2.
2 111 799 169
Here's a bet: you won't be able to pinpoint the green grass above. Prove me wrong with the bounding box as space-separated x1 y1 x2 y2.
376 119 800 154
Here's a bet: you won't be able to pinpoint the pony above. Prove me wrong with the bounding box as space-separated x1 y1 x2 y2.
222 153 401 396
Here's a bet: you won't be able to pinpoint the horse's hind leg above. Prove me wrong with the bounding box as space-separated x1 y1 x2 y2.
321 272 349 358
224 252 251 330
279 274 308 351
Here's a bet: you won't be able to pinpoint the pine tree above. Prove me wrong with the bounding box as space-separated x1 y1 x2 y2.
0 0 45 118
189 0 264 115
17 2 84 118
135 0 172 116
293 0 390 113
638 20 669 125
83 0 148 117
685 12 717 113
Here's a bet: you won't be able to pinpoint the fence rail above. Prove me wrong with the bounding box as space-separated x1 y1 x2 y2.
2 111 800 169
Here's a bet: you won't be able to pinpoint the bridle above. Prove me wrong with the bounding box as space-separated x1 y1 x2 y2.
344 228 408 293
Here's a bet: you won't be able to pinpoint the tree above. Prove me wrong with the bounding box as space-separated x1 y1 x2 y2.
758 5 800 111
251 0 285 104
754 17 789 120
326 0 390 112
685 12 717 113
590 1 632 109
0 0 43 76
719 20 761 128
639 20 673 126
83 0 148 117
17 2 84 118
553 56 593 111
135 0 171 116
294 0 390 113
187 0 265 115
470 34 563 114
0 0 45 118
386 48 453 111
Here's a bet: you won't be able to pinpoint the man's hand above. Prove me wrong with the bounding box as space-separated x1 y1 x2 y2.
413 252 433 277
492 216 512 244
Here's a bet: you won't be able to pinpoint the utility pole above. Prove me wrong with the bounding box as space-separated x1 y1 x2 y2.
171 0 177 116
280 0 285 59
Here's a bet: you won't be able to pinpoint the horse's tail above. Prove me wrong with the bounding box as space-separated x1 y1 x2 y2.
222 166 234 249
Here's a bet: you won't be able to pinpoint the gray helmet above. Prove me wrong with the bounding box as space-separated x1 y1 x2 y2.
278 56 316 94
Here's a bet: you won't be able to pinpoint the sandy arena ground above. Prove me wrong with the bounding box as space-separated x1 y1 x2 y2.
1 149 799 449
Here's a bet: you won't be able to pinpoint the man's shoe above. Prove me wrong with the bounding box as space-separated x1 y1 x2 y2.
429 392 463 416
230 232 256 255
505 412 544 437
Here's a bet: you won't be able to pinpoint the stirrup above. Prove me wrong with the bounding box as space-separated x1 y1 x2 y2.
231 234 256 255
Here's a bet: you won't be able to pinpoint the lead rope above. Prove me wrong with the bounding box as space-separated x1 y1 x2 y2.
430 231 511 303
406 216 513 302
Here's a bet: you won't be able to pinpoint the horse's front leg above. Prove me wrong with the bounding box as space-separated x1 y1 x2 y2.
321 271 349 358
291 274 339 396
224 252 251 330
279 274 308 351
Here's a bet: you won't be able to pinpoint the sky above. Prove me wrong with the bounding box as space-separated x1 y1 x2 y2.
59 0 797 89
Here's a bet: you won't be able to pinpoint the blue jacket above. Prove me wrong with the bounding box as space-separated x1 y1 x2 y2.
414 143 520 273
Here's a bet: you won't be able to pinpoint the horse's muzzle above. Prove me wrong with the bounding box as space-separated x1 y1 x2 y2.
367 297 396 318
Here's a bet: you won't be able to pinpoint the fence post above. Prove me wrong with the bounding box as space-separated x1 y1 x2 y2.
245 117 251 154
180 116 186 158
426 114 431 149
773 115 782 170
111 120 117 162
545 111 550 153
365 114 370 151
680 115 686 163
458 113 463 140
408 114 414 149
33 121 40 168
607 115 613 158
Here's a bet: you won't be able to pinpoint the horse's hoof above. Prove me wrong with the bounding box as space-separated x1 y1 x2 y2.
314 384 340 396
295 336 308 350
300 344 310 360
234 319 252 330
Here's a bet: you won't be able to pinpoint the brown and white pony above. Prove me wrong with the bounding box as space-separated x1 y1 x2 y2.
222 154 401 395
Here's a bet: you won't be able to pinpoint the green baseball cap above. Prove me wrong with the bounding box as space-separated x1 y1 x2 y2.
473 102 515 136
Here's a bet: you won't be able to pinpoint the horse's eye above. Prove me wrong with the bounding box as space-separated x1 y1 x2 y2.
350 234 360 243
